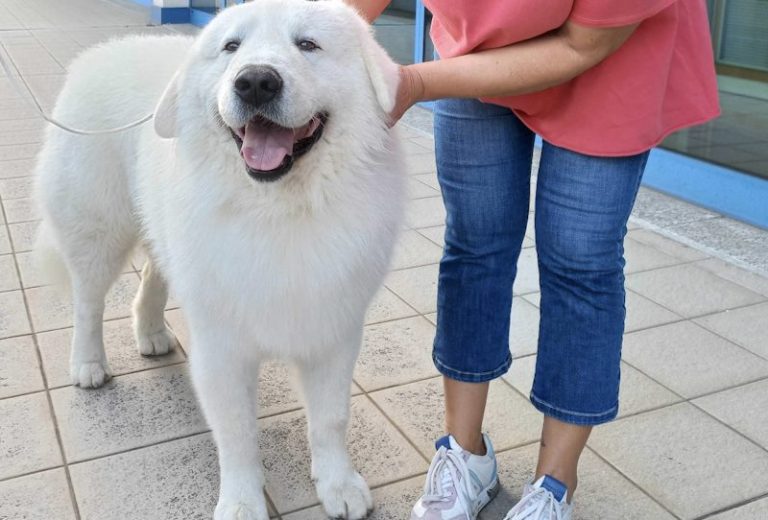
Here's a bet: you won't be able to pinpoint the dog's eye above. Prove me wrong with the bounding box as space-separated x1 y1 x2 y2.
223 40 240 53
297 39 320 52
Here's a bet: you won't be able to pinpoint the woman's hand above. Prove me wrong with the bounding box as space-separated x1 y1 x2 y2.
388 65 426 126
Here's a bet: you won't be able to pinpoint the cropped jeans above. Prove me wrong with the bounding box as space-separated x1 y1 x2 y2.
432 98 649 426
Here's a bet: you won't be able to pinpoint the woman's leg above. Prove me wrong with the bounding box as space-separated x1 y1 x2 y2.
433 97 534 453
531 141 649 497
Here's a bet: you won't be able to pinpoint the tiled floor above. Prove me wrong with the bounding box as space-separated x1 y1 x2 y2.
2 1 768 520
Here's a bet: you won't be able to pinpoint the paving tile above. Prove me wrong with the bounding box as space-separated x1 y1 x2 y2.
50 364 207 462
400 138 433 155
512 248 539 295
0 335 44 398
624 289 680 332
25 272 139 332
416 224 444 247
480 445 676 520
164 307 190 350
405 196 446 229
371 377 541 457
4 197 38 222
365 286 417 325
0 175 33 199
0 392 62 480
284 475 425 520
0 252 20 291
627 228 709 262
693 302 768 359
694 257 768 298
706 497 768 520
0 142 41 161
675 217 768 274
69 433 220 520
503 356 680 418
0 468 76 520
261 395 427 514
0 226 10 255
8 219 37 252
390 229 443 270
37 317 186 389
509 296 539 357
384 263 438 314
407 177 439 199
0 289 31 338
412 171 439 190
589 403 768 519
626 264 764 318
694 379 768 450
0 158 36 178
355 316 438 391
623 321 768 398
404 152 437 175
623 236 682 273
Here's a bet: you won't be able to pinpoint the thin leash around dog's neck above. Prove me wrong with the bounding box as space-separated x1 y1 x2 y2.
0 43 154 136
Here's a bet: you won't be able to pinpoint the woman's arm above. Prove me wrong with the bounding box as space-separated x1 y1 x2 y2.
344 0 391 22
392 19 638 121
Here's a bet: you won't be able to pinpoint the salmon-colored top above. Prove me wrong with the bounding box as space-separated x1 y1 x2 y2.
423 0 720 156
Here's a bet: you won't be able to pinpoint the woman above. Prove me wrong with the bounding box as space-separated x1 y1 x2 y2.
350 1 719 519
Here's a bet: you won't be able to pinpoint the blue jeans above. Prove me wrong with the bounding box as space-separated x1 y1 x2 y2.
432 98 649 426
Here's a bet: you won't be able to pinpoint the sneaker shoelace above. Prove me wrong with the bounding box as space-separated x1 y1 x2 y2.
421 446 476 509
503 485 567 520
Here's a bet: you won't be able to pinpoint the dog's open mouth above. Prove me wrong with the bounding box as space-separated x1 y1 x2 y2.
231 113 327 182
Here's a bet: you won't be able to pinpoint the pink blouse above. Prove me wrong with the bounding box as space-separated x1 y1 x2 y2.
423 0 720 156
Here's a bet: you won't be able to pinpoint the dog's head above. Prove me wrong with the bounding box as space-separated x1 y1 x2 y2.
154 0 399 183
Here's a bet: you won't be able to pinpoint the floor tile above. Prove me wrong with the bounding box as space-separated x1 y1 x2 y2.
371 377 541 457
693 302 768 359
589 403 768 519
407 177 439 199
0 289 31 338
164 307 190 350
0 175 33 199
0 252 20 291
404 152 436 175
4 197 38 222
261 395 427 514
283 475 425 520
355 316 438 391
69 433 220 520
0 142 40 161
512 248 539 295
0 335 43 398
509 296 539 357
50 364 207 462
623 236 682 273
0 226 10 254
0 392 62 480
627 229 709 262
694 257 768 298
415 224 444 247
37 317 186 388
480 445 676 520
405 196 446 229
706 497 768 520
365 286 417 325
622 321 768 398
0 468 76 520
384 263 438 314
694 379 768 450
624 289 680 332
626 264 764 318
412 171 439 190
25 273 139 332
390 229 443 270
8 220 37 252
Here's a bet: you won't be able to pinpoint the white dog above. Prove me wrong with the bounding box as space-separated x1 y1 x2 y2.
33 1 405 518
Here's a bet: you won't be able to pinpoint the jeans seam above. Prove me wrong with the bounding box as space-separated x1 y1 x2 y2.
529 391 618 418
433 353 511 379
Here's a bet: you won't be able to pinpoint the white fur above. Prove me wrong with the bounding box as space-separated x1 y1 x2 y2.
33 1 404 518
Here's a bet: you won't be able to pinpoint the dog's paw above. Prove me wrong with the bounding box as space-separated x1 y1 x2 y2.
316 471 373 520
136 328 180 356
214 499 269 520
71 361 112 388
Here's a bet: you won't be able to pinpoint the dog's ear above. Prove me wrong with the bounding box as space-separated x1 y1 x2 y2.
359 25 399 114
154 71 181 139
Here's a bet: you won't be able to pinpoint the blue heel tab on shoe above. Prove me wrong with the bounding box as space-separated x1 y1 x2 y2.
435 435 451 451
540 475 567 502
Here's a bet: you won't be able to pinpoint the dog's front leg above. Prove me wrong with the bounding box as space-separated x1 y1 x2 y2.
297 328 373 520
189 330 268 520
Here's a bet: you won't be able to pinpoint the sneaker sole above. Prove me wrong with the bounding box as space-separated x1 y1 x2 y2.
472 477 501 518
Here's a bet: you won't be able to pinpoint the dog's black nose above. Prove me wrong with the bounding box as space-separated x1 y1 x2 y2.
234 66 283 107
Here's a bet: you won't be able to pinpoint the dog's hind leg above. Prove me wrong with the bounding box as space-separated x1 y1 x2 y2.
297 328 373 520
133 258 180 356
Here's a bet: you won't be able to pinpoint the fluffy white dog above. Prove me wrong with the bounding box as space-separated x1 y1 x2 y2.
33 1 405 518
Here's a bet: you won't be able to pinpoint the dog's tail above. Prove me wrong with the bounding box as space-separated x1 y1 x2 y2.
33 219 71 290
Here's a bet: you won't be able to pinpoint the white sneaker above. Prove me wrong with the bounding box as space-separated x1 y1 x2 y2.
503 475 573 520
411 434 500 520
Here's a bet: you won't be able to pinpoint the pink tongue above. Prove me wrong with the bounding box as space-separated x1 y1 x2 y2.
241 122 294 171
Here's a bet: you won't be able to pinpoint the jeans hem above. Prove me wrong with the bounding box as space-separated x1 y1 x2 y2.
530 392 618 426
432 352 512 383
